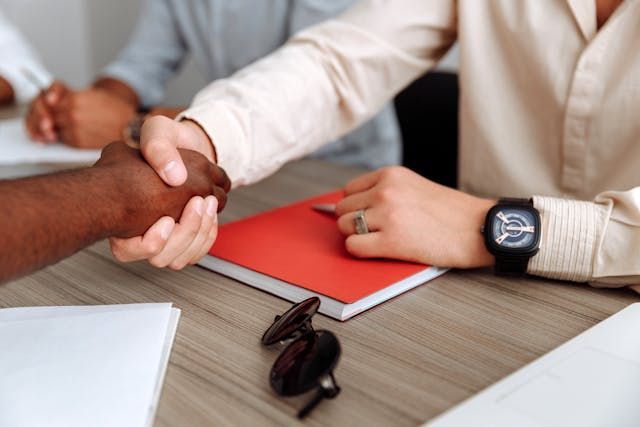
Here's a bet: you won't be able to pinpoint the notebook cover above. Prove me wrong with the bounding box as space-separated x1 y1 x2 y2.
209 191 432 304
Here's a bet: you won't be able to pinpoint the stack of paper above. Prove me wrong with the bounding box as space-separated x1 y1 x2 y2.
0 118 101 164
0 303 180 427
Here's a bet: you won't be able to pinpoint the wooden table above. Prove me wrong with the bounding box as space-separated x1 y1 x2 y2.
1 145 638 426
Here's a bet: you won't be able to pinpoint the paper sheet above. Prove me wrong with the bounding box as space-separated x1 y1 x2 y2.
0 303 180 427
0 118 101 165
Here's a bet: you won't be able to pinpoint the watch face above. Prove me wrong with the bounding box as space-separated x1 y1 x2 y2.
486 205 540 254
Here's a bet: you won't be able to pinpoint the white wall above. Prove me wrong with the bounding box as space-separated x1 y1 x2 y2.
0 0 200 105
0 0 92 86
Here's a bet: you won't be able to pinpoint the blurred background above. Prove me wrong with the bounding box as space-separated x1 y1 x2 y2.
0 0 206 105
0 0 458 107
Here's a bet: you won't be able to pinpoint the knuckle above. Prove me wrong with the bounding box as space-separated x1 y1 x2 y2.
110 244 128 262
143 239 164 256
380 166 406 182
148 256 168 269
168 260 187 271
375 187 394 204
385 208 402 227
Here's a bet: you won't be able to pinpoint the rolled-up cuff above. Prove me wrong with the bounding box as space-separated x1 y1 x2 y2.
528 196 606 282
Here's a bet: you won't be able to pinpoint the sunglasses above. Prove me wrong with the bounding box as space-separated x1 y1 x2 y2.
262 297 341 419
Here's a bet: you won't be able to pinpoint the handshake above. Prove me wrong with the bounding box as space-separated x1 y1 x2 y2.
96 116 229 270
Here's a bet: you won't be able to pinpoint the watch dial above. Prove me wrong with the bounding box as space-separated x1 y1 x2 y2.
491 209 537 249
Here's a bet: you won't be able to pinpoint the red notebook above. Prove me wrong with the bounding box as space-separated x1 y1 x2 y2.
198 191 447 320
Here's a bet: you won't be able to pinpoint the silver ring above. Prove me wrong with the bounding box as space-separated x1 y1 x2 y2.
354 209 369 235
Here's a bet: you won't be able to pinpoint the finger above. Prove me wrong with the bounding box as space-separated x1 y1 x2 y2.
212 185 228 212
211 164 231 193
148 197 205 268
27 98 57 142
109 216 175 262
189 204 219 265
337 207 382 236
345 232 386 259
140 116 187 186
169 196 218 269
45 81 68 106
335 188 375 216
25 100 45 141
343 169 382 196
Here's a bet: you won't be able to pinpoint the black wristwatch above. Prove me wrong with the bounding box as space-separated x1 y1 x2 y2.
482 198 541 275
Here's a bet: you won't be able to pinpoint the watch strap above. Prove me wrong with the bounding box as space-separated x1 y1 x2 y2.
494 255 530 275
498 197 533 206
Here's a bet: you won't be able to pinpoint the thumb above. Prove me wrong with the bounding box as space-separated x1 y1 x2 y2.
140 116 188 186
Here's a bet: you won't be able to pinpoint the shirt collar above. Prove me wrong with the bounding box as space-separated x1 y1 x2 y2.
567 0 597 41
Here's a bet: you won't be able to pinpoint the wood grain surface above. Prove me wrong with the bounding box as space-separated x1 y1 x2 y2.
1 148 638 426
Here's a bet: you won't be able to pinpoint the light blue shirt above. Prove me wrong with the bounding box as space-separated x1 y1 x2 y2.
103 0 400 168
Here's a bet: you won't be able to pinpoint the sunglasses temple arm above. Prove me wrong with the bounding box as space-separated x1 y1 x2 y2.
297 390 325 419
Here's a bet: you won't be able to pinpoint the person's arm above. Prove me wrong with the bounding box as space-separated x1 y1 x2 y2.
92 77 139 107
0 141 230 284
0 75 14 105
528 188 640 291
101 0 189 108
110 0 456 268
176 0 457 187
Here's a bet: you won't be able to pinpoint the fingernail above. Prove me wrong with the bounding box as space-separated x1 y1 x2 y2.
160 221 173 240
163 160 185 185
46 92 57 104
195 197 204 216
206 197 218 216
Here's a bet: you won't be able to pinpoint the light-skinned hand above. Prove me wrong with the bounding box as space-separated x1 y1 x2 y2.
335 166 496 269
108 116 228 270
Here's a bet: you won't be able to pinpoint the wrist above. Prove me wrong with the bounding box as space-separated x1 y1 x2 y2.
74 165 130 239
93 77 139 107
464 197 496 268
182 119 217 163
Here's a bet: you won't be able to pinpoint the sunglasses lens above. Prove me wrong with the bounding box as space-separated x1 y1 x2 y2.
261 297 321 345
269 330 340 396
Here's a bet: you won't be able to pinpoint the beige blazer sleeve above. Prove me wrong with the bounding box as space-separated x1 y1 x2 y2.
178 0 457 187
530 188 640 291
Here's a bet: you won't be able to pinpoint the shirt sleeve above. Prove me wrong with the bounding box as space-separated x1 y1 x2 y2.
529 187 640 292
177 0 457 187
102 0 188 107
0 11 52 104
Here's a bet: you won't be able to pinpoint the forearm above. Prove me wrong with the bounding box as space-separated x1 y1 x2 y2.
93 77 139 106
0 76 14 105
178 0 455 187
0 168 125 283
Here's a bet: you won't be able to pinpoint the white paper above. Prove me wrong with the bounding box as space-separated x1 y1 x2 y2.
0 118 101 164
0 303 180 427
426 303 640 427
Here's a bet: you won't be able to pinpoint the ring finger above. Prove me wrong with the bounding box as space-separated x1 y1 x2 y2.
337 207 383 236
